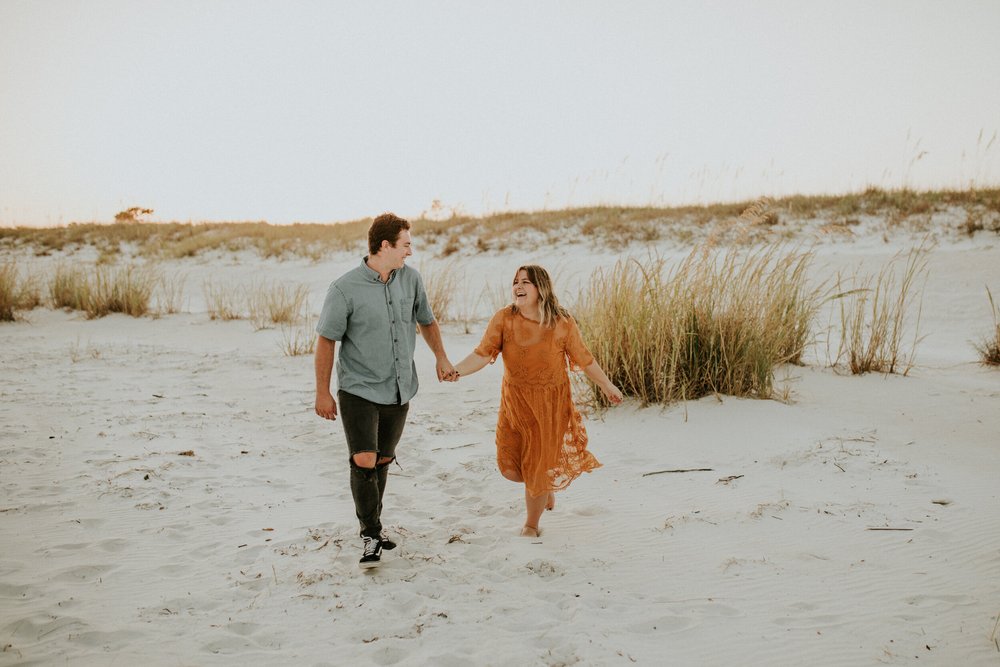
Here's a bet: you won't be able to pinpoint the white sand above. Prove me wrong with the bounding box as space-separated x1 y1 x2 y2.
2 227 999 665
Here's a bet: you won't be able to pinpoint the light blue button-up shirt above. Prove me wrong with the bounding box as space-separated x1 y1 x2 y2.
316 258 435 405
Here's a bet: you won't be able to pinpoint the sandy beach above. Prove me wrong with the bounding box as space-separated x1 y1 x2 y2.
2 223 999 666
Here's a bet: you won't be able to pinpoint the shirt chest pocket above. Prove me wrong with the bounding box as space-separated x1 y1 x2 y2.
401 297 414 322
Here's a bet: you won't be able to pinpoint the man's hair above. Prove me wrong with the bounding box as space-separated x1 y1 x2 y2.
368 213 411 256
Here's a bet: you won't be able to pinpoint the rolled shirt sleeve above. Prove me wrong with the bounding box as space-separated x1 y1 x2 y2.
316 284 350 341
413 272 435 326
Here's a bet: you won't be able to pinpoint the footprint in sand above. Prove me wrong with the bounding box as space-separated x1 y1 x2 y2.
524 559 563 579
625 614 695 633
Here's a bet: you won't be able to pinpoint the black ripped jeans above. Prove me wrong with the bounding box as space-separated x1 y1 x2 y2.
338 390 409 539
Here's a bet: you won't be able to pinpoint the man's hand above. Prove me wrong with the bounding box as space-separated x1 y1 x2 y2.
315 392 338 420
437 358 459 382
419 321 458 382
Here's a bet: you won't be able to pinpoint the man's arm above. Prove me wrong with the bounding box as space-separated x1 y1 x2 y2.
418 320 457 381
315 335 338 419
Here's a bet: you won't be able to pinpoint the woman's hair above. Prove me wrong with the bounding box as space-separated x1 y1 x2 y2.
368 213 411 256
510 264 569 328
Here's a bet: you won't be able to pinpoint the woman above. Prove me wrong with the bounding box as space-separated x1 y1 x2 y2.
454 265 623 537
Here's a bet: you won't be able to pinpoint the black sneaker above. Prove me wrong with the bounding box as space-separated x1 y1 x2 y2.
359 536 382 569
379 530 397 551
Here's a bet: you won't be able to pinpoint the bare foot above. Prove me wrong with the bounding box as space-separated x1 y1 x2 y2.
520 525 540 537
545 492 555 511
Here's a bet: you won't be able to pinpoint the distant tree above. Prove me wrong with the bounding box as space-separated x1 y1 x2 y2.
114 207 154 223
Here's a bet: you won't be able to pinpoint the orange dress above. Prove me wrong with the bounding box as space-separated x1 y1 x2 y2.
474 307 602 497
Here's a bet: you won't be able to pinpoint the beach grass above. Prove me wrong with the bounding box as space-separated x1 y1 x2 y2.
975 287 1000 366
247 281 309 330
49 263 90 311
574 244 821 406
87 265 158 318
833 243 930 375
47 263 158 319
279 310 317 357
202 279 246 321
153 271 188 315
421 262 464 324
0 260 42 321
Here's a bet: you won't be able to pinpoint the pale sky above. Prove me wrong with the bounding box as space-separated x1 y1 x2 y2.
2 1 999 226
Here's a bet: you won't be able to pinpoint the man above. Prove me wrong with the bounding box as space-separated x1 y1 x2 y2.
315 213 456 569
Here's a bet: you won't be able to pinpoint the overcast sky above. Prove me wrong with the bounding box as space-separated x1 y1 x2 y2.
2 1 999 226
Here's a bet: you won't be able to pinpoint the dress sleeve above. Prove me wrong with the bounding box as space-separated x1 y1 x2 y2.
563 316 595 371
473 309 506 363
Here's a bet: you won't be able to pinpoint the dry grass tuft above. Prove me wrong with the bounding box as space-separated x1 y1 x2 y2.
154 271 188 315
50 263 91 311
49 263 157 318
974 287 1000 366
832 243 931 375
203 279 245 321
279 310 317 357
247 281 309 330
85 265 158 318
421 263 463 323
0 261 42 321
575 245 821 406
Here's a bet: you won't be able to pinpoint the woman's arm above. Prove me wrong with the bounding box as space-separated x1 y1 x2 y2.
454 352 493 378
581 361 624 405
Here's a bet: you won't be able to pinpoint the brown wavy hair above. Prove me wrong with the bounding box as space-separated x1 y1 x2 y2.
368 213 411 256
510 264 570 328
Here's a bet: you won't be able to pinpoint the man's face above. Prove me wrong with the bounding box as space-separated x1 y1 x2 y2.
380 229 412 269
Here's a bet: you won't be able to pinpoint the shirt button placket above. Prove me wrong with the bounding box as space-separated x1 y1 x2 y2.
387 284 401 383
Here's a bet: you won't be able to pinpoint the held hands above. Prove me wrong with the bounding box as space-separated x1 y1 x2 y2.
437 358 460 383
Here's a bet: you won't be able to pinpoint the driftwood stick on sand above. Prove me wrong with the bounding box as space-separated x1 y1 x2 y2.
865 527 914 531
431 443 477 452
643 468 714 477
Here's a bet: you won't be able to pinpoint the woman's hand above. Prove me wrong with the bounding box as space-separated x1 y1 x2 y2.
581 361 624 406
602 383 624 405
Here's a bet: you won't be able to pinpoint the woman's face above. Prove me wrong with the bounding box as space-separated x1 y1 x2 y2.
512 269 540 309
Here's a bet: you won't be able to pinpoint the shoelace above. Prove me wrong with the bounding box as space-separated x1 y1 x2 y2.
363 537 380 556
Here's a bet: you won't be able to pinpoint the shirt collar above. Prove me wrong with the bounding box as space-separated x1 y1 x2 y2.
361 256 398 283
